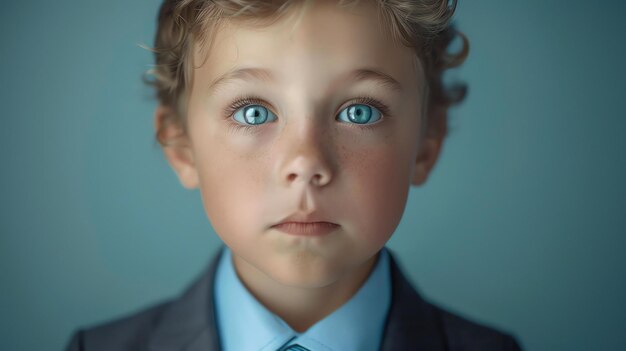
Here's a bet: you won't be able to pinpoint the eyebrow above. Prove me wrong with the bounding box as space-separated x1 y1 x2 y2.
207 66 404 94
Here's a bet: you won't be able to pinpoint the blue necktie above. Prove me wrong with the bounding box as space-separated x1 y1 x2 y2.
283 344 310 351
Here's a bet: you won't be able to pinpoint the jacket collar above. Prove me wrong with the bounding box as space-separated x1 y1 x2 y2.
146 247 224 351
146 247 446 351
380 253 447 350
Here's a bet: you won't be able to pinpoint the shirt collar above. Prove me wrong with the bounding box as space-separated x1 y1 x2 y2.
214 247 391 351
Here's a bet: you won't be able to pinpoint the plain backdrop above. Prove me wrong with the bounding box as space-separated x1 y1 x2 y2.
1 1 625 350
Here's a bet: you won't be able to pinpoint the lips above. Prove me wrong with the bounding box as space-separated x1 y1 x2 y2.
272 221 339 236
271 212 339 236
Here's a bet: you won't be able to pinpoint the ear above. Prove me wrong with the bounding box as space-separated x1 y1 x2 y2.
411 133 444 186
154 105 199 189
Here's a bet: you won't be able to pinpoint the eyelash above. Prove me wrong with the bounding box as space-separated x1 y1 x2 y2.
223 94 392 132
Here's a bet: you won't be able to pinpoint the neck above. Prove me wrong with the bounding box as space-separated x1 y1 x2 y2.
232 252 380 333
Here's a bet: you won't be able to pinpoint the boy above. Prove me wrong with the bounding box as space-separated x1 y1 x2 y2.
67 0 522 350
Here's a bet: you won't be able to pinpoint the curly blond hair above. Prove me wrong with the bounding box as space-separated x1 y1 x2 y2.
146 0 469 145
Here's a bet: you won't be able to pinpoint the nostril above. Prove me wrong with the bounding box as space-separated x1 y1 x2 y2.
287 173 297 182
311 174 322 186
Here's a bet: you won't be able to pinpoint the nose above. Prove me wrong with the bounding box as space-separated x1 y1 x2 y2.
277 122 335 188
283 156 332 187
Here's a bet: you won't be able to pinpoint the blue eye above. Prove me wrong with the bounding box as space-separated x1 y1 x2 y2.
337 104 382 125
233 105 277 125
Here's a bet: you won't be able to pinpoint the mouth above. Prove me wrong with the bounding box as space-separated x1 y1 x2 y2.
271 221 340 236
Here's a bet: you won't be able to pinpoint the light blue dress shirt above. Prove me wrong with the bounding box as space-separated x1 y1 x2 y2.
214 247 391 351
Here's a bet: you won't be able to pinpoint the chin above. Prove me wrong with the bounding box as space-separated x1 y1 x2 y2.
265 259 342 289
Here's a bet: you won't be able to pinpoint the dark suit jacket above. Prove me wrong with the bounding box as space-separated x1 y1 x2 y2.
65 248 522 350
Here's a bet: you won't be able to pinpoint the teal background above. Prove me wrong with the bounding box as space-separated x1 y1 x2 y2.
1 1 625 350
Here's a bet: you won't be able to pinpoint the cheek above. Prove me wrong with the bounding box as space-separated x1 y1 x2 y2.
193 141 268 246
342 145 413 244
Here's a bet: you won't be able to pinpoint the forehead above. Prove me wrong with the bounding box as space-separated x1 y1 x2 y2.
193 0 422 94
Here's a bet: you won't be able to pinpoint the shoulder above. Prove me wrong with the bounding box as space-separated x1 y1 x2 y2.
65 300 173 351
432 303 523 351
65 250 223 351
383 250 523 350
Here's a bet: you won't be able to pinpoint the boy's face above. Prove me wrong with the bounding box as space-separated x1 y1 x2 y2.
160 1 442 288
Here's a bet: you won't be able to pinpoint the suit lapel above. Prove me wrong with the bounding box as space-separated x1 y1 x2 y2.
380 251 447 351
147 248 224 351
